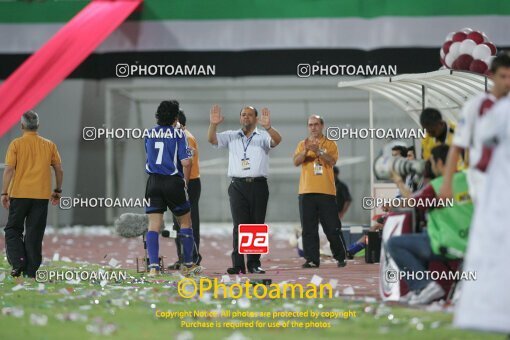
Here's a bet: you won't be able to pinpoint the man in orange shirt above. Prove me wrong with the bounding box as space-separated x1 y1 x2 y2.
1 110 63 278
168 110 202 269
293 115 347 268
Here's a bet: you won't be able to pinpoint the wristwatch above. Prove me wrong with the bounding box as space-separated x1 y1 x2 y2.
54 188 62 193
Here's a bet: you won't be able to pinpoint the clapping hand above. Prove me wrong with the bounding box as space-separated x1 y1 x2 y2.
307 138 320 153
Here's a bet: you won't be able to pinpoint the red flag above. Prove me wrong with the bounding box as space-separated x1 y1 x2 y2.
0 0 142 136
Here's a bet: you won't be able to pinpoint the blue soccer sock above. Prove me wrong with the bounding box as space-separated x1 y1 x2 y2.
146 231 160 270
347 242 366 255
179 228 194 265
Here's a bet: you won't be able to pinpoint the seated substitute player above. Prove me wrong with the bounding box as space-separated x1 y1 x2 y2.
144 100 200 277
386 144 473 305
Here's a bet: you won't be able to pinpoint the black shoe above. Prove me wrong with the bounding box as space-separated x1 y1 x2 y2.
302 261 320 268
248 267 266 274
167 261 181 270
10 268 23 277
346 251 354 260
337 260 347 268
227 267 246 275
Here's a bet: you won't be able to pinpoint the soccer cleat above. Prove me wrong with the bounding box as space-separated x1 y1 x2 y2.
181 264 203 277
147 268 161 277
167 261 181 270
409 282 445 306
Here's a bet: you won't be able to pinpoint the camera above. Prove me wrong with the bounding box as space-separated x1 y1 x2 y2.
373 154 425 180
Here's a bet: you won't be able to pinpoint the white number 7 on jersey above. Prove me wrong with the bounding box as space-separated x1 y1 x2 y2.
155 142 164 164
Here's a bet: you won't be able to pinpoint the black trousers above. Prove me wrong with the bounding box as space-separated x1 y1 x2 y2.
4 198 49 277
229 180 269 271
299 193 347 264
172 178 201 263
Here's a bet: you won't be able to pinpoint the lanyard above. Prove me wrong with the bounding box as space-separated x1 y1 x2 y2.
242 134 255 159
314 138 325 165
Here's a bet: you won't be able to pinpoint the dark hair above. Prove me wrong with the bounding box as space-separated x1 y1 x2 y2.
431 144 449 165
240 106 258 117
407 146 415 154
177 109 186 126
156 100 179 126
333 166 340 176
420 108 442 127
391 145 407 157
490 51 510 74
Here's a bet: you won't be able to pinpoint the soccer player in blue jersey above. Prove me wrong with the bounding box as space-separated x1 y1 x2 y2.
144 100 200 277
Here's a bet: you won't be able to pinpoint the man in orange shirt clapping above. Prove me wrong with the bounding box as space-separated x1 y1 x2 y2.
293 115 347 268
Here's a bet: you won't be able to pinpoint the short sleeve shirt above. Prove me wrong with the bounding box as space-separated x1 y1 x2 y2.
216 127 272 177
294 136 338 196
5 131 61 199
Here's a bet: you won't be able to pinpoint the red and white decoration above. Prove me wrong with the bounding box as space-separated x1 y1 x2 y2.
440 27 497 75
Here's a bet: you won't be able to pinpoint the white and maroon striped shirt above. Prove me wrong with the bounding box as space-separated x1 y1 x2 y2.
453 92 496 171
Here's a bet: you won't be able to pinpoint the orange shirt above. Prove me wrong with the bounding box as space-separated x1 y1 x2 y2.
5 131 61 199
185 129 200 179
294 135 338 196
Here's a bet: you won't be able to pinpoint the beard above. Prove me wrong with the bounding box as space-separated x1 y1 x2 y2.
242 122 256 130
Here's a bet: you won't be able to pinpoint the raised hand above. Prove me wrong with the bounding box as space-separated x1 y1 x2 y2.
259 107 271 129
210 104 224 125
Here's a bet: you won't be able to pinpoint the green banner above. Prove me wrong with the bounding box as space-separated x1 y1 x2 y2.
1 0 509 23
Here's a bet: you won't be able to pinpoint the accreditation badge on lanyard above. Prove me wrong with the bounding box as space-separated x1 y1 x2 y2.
241 134 254 170
314 147 324 175
314 161 323 175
